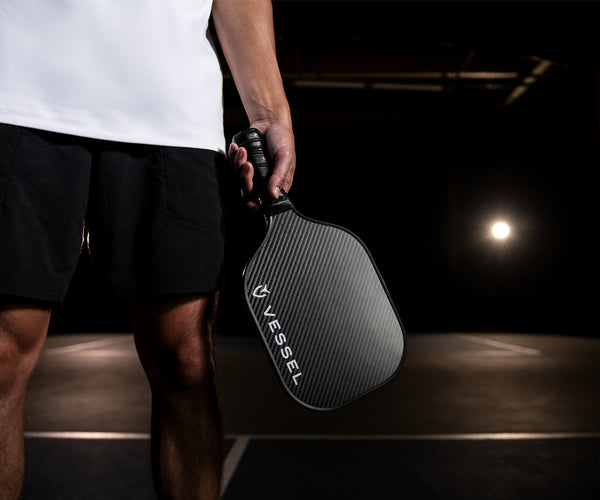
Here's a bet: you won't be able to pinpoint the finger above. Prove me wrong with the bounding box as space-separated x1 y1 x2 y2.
233 146 247 170
228 143 239 168
240 161 254 196
267 173 283 199
268 149 295 198
282 162 296 193
228 141 238 158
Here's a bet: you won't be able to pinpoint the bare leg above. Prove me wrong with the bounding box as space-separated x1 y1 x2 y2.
0 304 51 500
133 295 223 500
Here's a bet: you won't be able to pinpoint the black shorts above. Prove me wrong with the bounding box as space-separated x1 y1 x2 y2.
0 123 227 303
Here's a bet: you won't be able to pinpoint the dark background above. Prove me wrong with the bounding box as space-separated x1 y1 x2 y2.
50 1 599 337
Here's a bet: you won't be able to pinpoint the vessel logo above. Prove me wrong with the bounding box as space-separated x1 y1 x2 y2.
251 283 302 386
252 284 270 298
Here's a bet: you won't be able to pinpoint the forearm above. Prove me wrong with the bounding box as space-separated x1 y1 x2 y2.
212 0 291 129
213 0 295 202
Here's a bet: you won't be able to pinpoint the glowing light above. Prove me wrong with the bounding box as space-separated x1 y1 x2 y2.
491 222 510 239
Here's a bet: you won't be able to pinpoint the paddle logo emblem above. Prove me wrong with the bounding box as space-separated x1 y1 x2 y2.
252 285 270 298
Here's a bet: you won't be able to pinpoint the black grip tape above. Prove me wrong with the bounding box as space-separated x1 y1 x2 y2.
232 128 272 197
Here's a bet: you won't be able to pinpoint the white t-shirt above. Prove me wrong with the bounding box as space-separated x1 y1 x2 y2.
0 0 225 152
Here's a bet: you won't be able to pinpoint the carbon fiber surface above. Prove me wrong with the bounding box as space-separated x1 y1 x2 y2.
244 209 406 411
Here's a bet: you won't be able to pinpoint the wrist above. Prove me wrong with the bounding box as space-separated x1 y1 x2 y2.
247 101 292 128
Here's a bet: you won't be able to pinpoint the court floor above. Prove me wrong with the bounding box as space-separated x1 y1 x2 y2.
23 332 600 499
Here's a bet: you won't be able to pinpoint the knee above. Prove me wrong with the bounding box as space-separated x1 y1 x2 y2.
168 336 215 391
0 332 21 395
0 306 50 396
134 296 218 393
137 325 216 393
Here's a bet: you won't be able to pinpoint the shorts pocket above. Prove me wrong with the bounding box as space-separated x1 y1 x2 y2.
163 147 224 233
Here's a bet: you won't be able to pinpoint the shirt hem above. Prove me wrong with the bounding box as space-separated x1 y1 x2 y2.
0 113 226 154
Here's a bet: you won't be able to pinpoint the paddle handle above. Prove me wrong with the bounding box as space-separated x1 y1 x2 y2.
232 128 292 213
232 128 272 198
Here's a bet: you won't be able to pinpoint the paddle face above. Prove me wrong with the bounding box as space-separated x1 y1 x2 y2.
233 128 406 411
244 208 406 411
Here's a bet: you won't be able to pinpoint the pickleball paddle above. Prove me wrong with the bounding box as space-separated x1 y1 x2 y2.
232 128 406 411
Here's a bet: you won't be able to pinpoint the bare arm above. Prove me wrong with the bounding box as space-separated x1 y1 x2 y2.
212 0 295 209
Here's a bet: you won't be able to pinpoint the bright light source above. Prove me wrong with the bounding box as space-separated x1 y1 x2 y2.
491 221 510 239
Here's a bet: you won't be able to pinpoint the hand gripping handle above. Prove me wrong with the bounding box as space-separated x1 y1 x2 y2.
232 128 272 198
232 128 292 214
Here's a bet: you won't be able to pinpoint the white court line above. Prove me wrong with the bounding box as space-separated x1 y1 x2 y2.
24 431 600 441
221 436 250 497
24 431 150 440
454 333 542 355
44 336 132 356
225 432 600 441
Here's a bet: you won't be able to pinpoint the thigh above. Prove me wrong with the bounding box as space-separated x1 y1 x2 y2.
0 124 92 303
133 294 217 346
